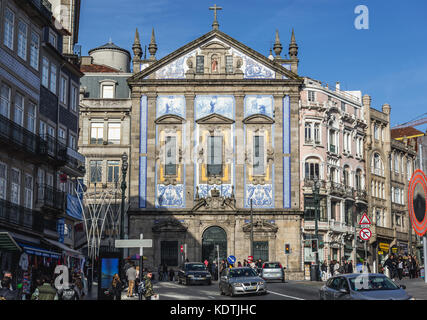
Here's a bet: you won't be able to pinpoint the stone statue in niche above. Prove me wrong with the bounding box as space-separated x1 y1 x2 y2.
211 55 219 72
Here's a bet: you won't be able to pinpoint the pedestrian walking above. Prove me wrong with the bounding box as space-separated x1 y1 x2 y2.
126 263 137 297
237 261 242 267
397 258 403 280
31 275 57 300
204 259 209 268
243 259 248 267
169 268 175 282
334 261 340 275
348 260 354 274
0 277 17 300
162 263 168 282
142 270 157 300
108 274 123 301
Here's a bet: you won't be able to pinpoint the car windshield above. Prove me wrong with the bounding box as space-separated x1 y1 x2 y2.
264 263 281 268
349 275 400 291
229 268 258 278
185 264 207 271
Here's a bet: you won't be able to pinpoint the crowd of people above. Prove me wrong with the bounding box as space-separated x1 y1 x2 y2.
0 268 88 300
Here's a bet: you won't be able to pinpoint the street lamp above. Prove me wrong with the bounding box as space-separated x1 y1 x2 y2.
120 152 128 251
312 176 321 280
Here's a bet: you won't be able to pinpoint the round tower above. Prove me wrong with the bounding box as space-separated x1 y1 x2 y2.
88 40 131 72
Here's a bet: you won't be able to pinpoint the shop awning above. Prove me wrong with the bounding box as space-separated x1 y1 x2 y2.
17 242 61 259
44 238 82 258
0 232 22 252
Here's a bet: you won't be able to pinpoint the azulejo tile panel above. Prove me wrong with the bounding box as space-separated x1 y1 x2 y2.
230 48 275 79
282 96 290 154
156 95 186 118
244 95 274 118
197 184 233 198
245 184 274 208
139 156 147 208
140 95 148 154
156 184 185 208
283 156 291 208
194 95 235 120
155 49 198 79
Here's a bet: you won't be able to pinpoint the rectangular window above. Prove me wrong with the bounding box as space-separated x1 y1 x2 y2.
225 55 233 73
4 8 14 49
161 241 178 267
37 169 45 199
329 130 336 153
0 162 7 200
107 161 120 183
49 30 57 48
196 56 204 74
253 241 269 262
30 32 40 70
50 64 57 94
308 91 315 102
24 174 33 209
0 84 11 118
304 122 312 142
71 85 78 112
42 57 49 87
374 125 379 140
60 76 67 104
39 120 46 138
207 136 223 176
253 135 265 175
341 102 346 112
69 134 76 150
26 102 36 133
58 127 66 144
102 85 114 99
165 136 177 176
305 162 319 180
11 168 20 205
90 122 103 144
14 93 24 126
314 123 320 143
17 21 27 60
107 123 120 144
47 125 55 138
90 160 102 183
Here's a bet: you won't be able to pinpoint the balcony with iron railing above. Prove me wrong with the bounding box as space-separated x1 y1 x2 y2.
36 184 67 212
0 198 44 233
0 114 48 162
355 189 368 202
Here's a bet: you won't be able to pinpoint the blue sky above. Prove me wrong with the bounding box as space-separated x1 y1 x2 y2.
78 0 427 131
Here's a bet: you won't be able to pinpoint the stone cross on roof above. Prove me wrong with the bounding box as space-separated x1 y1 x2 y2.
209 4 223 30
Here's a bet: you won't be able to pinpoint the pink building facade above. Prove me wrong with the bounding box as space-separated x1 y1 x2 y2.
299 78 368 273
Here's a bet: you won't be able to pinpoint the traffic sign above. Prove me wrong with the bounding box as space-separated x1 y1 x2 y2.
115 239 152 248
358 213 371 225
227 255 236 265
359 228 372 241
408 169 427 236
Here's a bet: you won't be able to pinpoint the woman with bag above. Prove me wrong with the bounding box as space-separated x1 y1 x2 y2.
109 274 123 300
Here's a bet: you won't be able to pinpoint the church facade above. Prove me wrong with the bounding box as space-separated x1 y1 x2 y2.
126 24 305 279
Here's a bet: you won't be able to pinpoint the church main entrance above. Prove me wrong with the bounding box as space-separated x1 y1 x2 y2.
202 226 227 263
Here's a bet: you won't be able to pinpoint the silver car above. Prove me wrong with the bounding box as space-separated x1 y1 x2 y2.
260 262 285 282
219 267 267 297
319 273 414 300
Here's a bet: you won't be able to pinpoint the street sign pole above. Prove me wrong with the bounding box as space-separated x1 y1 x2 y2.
139 233 144 274
216 245 220 281
424 236 427 284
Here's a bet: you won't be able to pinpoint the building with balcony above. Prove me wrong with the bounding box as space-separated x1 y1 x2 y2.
77 41 132 252
299 77 367 266
0 0 84 276
363 96 417 271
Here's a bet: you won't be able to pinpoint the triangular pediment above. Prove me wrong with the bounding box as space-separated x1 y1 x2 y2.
155 114 186 124
196 113 234 125
243 114 275 124
128 30 301 82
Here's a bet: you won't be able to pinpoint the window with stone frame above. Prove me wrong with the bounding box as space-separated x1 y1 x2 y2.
253 135 265 175
304 122 312 143
307 91 315 102
0 162 6 200
24 174 33 209
26 102 36 133
355 169 363 190
0 84 11 118
165 136 177 176
304 158 320 180
90 160 102 183
196 55 204 74
17 20 28 60
90 122 104 144
107 160 120 183
30 32 40 70
107 123 121 144
343 166 350 187
11 168 20 205
207 136 223 176
4 7 14 50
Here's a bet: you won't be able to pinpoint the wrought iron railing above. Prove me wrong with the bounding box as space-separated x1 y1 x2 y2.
36 184 67 211
0 198 44 233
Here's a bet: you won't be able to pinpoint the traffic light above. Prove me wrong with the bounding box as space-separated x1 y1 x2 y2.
285 244 290 254
311 239 318 253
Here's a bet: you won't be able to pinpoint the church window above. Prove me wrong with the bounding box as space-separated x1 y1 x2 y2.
253 135 265 175
226 55 233 73
207 136 222 176
196 56 204 74
165 136 177 176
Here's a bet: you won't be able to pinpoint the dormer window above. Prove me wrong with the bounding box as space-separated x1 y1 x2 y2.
100 80 117 99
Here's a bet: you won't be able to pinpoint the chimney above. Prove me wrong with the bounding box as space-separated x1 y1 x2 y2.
80 56 93 66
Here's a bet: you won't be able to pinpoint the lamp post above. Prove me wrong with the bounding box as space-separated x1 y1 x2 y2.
120 152 128 258
312 177 321 280
250 199 254 259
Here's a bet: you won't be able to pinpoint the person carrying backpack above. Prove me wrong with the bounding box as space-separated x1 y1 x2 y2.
142 270 156 300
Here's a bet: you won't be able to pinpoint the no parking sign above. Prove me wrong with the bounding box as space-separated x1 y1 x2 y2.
408 170 427 236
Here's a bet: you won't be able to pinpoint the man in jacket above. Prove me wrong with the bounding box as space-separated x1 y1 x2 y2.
348 260 354 274
31 275 57 300
126 263 137 297
0 277 17 300
143 271 156 300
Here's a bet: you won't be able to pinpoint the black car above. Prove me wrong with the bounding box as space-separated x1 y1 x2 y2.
178 262 212 285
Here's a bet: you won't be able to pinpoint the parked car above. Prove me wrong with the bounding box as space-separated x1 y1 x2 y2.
260 262 285 282
219 267 267 297
319 273 414 300
178 262 212 285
